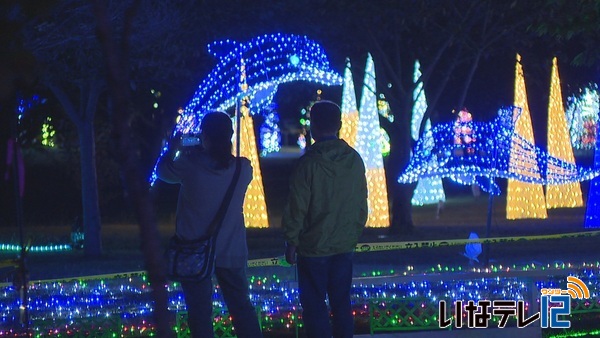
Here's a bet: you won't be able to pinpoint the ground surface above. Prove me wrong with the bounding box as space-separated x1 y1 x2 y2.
0 194 597 283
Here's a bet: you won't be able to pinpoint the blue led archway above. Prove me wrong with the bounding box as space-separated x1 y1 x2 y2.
176 33 342 135
150 33 342 184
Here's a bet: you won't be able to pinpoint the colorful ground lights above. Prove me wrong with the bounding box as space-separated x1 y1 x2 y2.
1 261 598 337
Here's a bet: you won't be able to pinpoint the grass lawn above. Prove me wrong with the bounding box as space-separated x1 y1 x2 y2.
0 191 595 282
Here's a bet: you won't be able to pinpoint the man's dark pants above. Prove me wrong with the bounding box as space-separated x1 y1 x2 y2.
297 252 354 338
181 267 263 338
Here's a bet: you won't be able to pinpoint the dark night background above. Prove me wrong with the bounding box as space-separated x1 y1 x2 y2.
0 0 599 243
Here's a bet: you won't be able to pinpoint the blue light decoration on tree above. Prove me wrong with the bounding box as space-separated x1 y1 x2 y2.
398 106 600 191
585 109 600 228
259 104 282 157
410 60 446 206
150 33 343 184
16 94 44 122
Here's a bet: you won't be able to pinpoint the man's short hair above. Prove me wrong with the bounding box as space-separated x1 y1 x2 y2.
310 100 341 133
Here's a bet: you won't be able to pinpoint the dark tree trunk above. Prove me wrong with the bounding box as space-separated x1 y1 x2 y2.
91 1 172 336
381 100 415 236
46 81 104 256
77 119 102 256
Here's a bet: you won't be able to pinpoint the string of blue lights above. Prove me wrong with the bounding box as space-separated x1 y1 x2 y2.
398 106 600 193
149 33 342 185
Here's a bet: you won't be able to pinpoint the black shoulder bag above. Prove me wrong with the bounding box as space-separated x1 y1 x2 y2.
166 158 241 282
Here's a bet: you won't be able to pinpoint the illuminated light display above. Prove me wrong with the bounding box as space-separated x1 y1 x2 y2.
232 58 269 228
566 84 599 151
0 243 71 253
356 53 390 227
377 97 394 123
379 128 390 157
410 61 427 140
375 97 392 155
259 105 282 157
568 84 599 227
233 104 269 228
186 34 342 127
585 125 600 228
1 261 598 336
397 106 600 190
506 54 547 219
297 107 310 150
150 33 342 185
40 116 56 148
411 60 446 206
545 57 584 209
297 132 307 149
339 58 359 148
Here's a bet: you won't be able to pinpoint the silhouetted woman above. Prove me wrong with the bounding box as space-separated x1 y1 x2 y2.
157 111 262 338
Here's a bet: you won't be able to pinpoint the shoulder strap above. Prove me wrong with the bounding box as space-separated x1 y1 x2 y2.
206 157 242 237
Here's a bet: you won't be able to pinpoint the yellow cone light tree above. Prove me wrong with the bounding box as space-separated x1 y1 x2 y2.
232 58 269 228
545 57 584 208
506 54 548 219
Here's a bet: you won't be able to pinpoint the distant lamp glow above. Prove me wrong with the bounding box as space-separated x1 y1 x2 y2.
356 53 390 227
506 54 547 219
545 57 583 209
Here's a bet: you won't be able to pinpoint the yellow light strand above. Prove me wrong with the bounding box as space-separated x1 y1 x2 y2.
506 54 548 220
340 112 359 147
365 167 390 227
233 104 269 228
546 57 584 208
340 57 359 147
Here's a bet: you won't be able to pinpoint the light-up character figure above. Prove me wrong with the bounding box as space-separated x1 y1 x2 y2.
453 108 476 156
453 108 480 196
